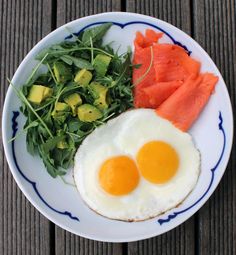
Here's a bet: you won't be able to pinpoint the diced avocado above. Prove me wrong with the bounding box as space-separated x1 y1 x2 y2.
77 104 102 122
94 97 108 111
44 87 53 98
53 62 72 83
93 54 111 76
89 82 109 110
51 102 69 117
27 85 53 104
64 93 82 116
56 130 68 149
57 140 68 149
74 69 92 86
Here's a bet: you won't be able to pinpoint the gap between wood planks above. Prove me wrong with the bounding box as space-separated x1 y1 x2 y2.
190 1 199 254
49 1 57 255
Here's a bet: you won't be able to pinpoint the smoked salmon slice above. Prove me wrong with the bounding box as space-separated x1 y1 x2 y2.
133 33 201 108
142 80 183 108
153 44 200 81
133 29 218 121
133 47 156 107
156 73 219 131
134 29 163 49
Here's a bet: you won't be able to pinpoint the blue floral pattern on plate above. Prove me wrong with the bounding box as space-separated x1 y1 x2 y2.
158 112 225 224
11 111 79 222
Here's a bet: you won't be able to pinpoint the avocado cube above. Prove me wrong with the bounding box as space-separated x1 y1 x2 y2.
53 62 72 83
64 93 82 116
93 54 111 76
27 85 53 104
51 102 69 117
74 69 92 86
77 104 102 122
89 82 108 110
44 87 53 98
57 140 69 149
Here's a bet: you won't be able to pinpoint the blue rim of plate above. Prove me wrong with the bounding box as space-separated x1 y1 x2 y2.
10 20 226 225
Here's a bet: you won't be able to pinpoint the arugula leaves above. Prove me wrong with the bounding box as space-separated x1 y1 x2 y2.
82 23 112 45
60 55 94 70
13 23 134 178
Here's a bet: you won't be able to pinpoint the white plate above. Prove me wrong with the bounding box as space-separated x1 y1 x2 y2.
2 12 233 242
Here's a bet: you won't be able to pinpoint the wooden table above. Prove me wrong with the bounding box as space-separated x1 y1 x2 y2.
0 0 235 254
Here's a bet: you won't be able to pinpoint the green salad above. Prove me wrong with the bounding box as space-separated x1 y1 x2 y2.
13 23 134 177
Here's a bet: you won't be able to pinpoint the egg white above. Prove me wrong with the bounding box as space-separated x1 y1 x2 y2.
74 109 200 221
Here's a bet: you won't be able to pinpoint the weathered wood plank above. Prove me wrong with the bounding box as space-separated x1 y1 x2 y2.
126 0 195 254
0 0 53 254
126 0 192 35
55 228 123 255
55 1 123 255
57 0 121 27
193 0 236 254
127 218 195 255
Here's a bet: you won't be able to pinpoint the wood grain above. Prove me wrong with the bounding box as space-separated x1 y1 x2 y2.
127 218 195 255
55 1 123 255
126 0 195 254
193 0 236 254
0 0 52 254
55 229 122 255
126 0 192 34
57 0 121 27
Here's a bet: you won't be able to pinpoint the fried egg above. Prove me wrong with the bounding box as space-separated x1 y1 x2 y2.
74 109 200 221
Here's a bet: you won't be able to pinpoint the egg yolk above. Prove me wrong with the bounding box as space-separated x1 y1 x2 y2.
99 156 140 196
136 141 179 184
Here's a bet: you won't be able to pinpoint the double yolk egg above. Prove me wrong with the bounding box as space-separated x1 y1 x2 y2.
74 109 200 221
99 141 179 196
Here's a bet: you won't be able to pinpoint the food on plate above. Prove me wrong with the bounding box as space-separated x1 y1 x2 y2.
27 85 53 104
13 23 219 221
141 80 183 108
64 93 82 116
74 109 200 221
156 73 218 131
93 54 112 76
53 61 72 83
77 104 103 122
74 69 93 86
133 30 203 108
73 28 218 221
134 29 163 48
14 23 133 177
89 82 109 110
